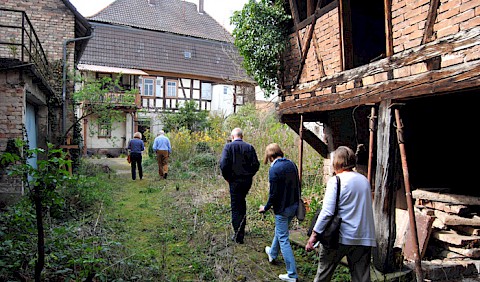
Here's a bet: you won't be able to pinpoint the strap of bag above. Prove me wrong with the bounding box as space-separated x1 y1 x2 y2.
333 175 341 216
292 160 301 200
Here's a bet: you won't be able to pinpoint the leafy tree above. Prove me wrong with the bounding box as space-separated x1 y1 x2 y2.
160 100 210 132
231 0 290 97
0 140 72 282
71 74 138 140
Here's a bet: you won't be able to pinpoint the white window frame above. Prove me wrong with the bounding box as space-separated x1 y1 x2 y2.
98 121 111 138
201 83 212 100
143 78 154 96
166 80 178 97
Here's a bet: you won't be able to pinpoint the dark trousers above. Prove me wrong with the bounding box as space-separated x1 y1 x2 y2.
229 178 253 242
314 244 372 282
130 152 143 180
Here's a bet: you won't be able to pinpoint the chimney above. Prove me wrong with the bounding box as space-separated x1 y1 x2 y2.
198 0 204 14
148 0 156 6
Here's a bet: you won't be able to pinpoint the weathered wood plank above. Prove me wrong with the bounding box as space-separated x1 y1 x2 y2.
444 245 480 258
434 210 480 227
284 120 329 158
439 250 467 259
284 27 479 94
412 190 480 206
432 218 447 230
416 199 470 215
403 211 435 260
432 230 480 247
372 101 397 272
278 60 480 115
422 0 440 44
452 225 480 236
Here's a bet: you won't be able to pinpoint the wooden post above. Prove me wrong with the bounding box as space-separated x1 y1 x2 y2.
83 119 88 156
233 85 237 114
372 100 397 273
298 115 304 187
59 136 79 176
368 105 377 199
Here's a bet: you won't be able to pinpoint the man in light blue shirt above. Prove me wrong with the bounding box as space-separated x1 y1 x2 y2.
152 130 171 179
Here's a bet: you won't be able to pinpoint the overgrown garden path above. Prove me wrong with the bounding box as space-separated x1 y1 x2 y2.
86 157 321 281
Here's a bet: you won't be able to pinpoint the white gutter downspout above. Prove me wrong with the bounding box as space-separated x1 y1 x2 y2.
62 31 94 138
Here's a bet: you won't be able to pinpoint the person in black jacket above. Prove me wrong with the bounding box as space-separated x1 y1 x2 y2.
259 143 299 282
127 132 145 180
220 128 260 244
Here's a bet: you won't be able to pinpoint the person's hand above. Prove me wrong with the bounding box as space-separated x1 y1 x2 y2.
305 233 318 252
258 205 266 213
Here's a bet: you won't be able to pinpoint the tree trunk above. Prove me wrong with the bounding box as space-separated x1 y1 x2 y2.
34 186 45 282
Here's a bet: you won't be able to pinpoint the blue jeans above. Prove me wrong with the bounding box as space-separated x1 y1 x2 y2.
270 203 298 278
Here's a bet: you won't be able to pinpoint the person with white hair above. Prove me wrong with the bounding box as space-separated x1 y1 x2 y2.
152 130 172 179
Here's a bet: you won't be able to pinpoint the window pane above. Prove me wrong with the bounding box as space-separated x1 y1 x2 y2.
144 79 154 96
98 122 111 138
201 83 212 100
166 81 177 97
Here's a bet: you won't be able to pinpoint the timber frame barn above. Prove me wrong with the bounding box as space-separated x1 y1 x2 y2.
278 0 480 278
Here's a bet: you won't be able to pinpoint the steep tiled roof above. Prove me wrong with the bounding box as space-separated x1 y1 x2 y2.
80 23 254 84
88 0 233 43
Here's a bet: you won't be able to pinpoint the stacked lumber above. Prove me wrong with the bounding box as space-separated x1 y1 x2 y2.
412 189 480 260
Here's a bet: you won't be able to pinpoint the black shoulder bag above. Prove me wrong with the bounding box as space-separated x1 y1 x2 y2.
308 175 342 249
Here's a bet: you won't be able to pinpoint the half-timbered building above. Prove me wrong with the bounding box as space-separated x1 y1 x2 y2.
77 0 256 156
278 0 479 280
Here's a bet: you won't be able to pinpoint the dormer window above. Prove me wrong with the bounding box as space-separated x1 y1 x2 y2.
184 51 192 59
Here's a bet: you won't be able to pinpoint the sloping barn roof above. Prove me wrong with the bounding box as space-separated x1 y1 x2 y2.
80 22 253 83
88 0 233 43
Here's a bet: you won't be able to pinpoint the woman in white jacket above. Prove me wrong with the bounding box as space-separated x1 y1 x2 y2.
305 146 376 282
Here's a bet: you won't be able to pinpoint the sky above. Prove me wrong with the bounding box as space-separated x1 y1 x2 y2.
69 0 248 32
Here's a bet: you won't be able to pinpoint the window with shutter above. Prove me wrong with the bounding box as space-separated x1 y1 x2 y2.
156 77 163 97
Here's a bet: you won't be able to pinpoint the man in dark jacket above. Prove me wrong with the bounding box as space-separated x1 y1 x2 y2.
220 128 260 244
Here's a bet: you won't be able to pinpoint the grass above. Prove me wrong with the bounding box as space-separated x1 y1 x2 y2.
0 106 356 281
88 155 349 282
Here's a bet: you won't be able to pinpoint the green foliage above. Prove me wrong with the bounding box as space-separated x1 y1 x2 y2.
231 0 291 96
161 100 210 132
223 103 260 131
0 200 37 279
0 158 122 281
72 74 138 140
1 105 330 281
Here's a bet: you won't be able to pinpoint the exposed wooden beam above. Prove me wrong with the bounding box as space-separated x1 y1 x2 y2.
292 0 325 87
283 27 479 95
288 0 304 56
422 0 441 44
338 0 352 71
384 0 393 56
278 60 480 115
307 0 315 16
311 32 326 77
285 120 329 158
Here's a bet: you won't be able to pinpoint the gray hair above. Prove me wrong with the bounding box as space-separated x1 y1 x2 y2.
231 128 243 139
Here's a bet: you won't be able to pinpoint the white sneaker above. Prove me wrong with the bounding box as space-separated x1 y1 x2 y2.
278 274 297 282
265 246 274 263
